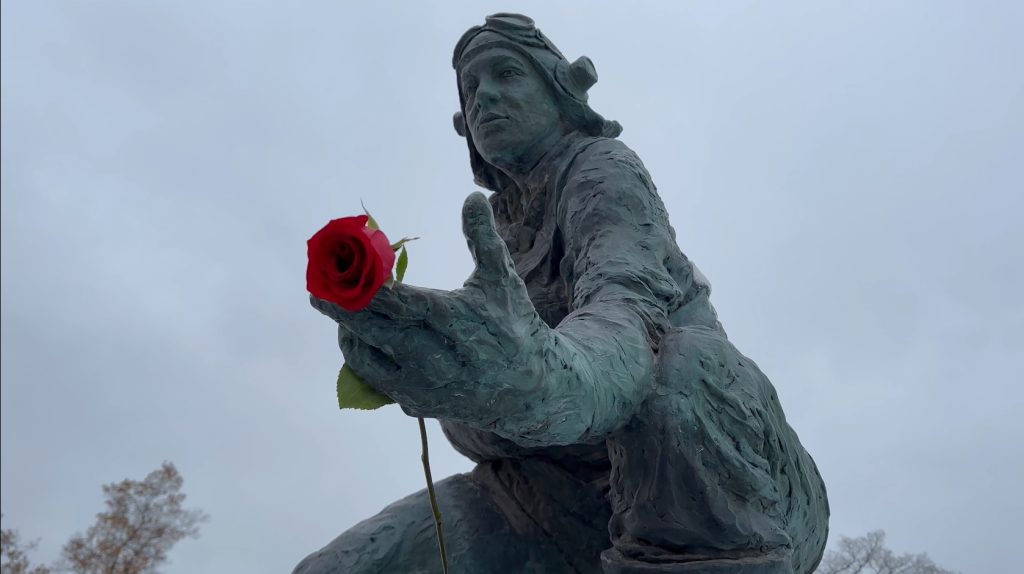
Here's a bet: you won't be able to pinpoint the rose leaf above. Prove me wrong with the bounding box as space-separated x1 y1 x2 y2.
337 363 395 410
395 246 409 283
360 200 380 230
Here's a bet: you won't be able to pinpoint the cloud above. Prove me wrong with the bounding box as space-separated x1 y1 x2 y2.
2 2 1021 572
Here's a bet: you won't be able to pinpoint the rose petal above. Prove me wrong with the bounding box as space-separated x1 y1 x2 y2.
364 227 397 284
329 238 363 287
306 214 393 311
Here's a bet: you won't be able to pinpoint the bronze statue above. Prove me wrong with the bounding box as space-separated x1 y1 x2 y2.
297 13 828 574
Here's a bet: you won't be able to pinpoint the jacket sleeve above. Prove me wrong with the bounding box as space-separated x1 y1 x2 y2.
458 140 683 447
536 139 684 442
346 140 685 448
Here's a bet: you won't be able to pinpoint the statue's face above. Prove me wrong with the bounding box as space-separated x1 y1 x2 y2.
460 48 564 171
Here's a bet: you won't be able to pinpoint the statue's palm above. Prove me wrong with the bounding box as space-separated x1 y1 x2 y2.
312 192 545 414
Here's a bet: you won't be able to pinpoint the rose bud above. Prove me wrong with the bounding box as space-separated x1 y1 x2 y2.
306 215 396 311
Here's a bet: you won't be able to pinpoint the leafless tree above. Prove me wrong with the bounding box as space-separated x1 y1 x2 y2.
816 530 958 574
58 462 207 574
1 516 51 574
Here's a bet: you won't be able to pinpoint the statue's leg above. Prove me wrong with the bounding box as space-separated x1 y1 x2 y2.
603 326 829 574
292 466 596 574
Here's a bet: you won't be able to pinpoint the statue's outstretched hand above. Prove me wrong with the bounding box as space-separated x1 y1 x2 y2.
310 192 547 407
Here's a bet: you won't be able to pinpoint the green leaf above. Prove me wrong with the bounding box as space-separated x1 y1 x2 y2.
395 246 409 283
360 199 379 230
337 364 394 410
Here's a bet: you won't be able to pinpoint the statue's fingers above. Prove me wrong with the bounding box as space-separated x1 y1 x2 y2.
310 294 349 323
337 327 400 381
339 319 454 389
313 293 408 348
462 191 515 282
364 281 444 322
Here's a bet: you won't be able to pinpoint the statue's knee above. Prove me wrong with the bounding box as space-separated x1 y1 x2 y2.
292 475 476 574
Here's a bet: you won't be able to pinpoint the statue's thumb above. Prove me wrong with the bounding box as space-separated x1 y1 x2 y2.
462 191 513 281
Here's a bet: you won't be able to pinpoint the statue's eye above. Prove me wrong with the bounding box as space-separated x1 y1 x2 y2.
500 68 519 79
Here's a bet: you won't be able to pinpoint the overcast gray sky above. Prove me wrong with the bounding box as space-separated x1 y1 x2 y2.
2 1 1021 573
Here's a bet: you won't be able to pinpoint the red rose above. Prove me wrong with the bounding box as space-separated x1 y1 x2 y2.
306 215 396 311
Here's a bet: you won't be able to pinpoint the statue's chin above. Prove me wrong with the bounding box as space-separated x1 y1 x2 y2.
475 147 520 174
474 126 565 178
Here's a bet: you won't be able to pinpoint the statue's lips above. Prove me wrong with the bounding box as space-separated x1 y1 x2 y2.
477 114 510 127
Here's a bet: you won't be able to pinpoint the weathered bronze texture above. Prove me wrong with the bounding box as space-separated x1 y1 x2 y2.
297 13 829 574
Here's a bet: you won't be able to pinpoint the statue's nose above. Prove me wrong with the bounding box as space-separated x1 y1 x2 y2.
474 81 501 110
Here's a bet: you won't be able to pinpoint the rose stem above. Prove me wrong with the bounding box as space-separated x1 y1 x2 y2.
418 416 449 573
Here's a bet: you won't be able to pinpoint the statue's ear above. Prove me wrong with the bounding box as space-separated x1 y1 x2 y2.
453 111 467 137
555 56 598 101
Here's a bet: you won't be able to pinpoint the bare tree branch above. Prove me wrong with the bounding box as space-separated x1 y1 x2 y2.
816 530 958 574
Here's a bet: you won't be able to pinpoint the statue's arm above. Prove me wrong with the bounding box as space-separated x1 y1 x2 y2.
475 141 680 445
469 140 683 445
558 140 681 339
545 139 683 428
321 143 679 447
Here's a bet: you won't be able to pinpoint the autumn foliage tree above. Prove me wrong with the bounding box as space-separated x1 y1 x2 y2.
816 530 958 574
1 516 51 574
58 462 207 574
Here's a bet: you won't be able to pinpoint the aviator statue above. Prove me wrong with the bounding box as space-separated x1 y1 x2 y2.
297 13 829 574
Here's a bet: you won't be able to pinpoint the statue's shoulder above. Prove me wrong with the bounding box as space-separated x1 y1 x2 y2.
559 136 653 195
567 135 633 161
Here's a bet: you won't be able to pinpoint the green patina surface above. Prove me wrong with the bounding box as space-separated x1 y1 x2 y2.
298 13 828 574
